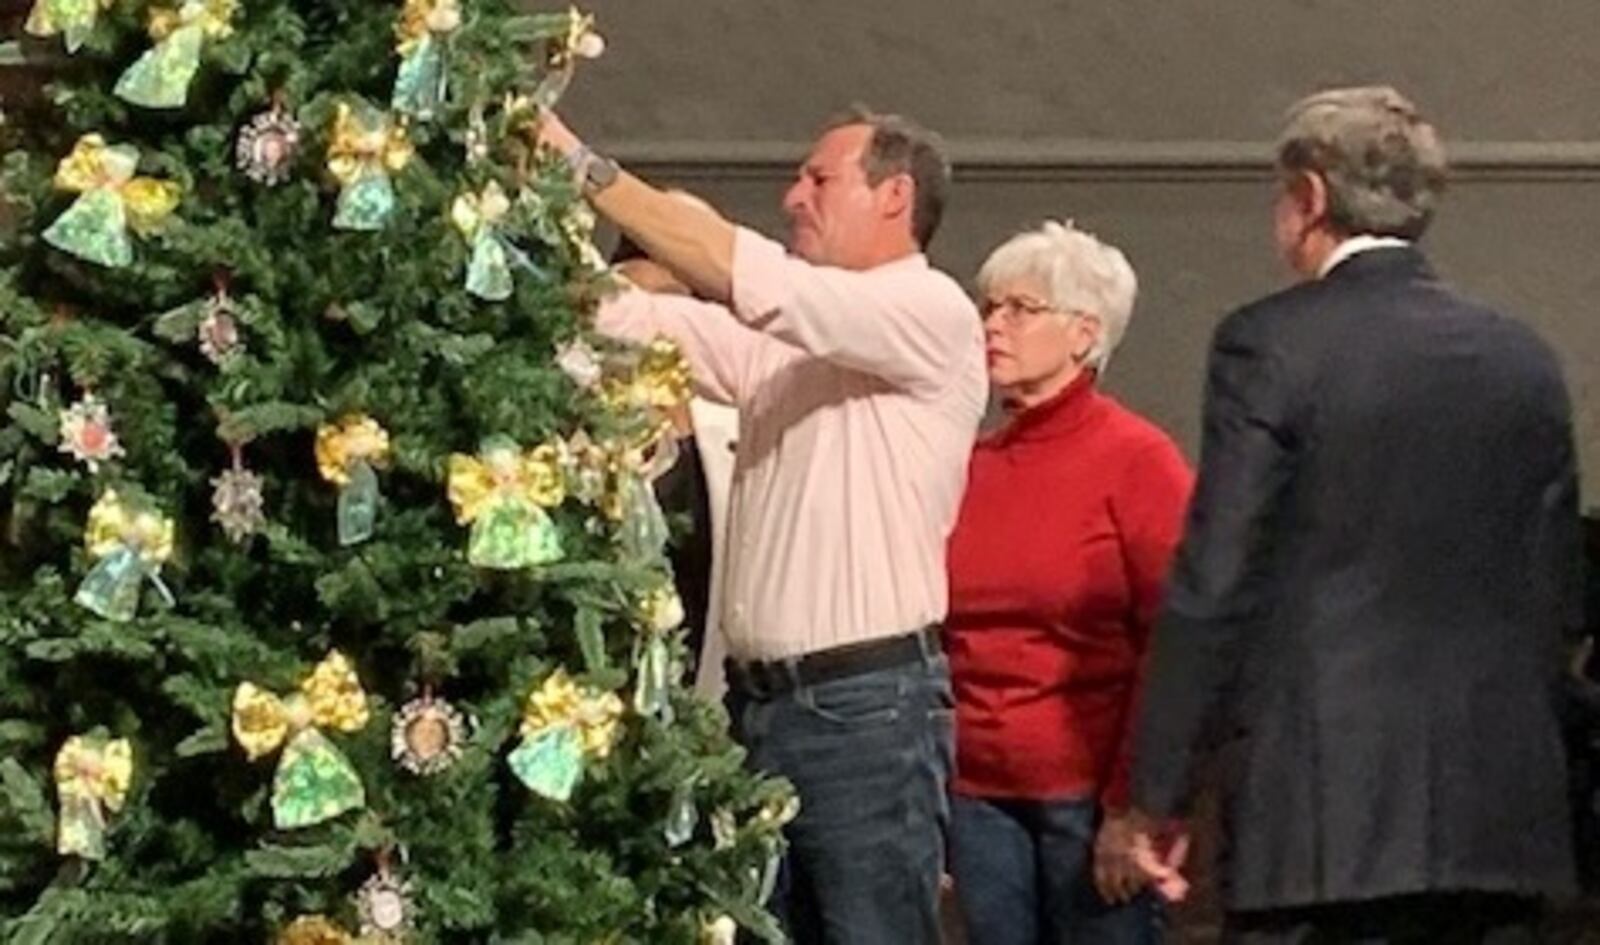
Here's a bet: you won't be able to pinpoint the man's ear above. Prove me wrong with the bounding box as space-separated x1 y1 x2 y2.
1287 169 1330 225
879 172 915 222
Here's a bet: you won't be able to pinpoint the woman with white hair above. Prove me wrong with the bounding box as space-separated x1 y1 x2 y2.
944 221 1193 944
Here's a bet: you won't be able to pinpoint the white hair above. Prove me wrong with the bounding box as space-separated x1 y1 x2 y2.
976 220 1137 375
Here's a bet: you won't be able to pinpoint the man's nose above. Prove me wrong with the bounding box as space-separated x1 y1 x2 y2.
782 179 810 214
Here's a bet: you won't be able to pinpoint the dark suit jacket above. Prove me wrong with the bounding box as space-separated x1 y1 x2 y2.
1132 246 1581 911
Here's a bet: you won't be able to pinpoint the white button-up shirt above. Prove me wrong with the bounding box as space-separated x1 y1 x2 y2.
596 228 986 660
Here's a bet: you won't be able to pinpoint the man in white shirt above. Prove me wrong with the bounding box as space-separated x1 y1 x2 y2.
536 107 986 943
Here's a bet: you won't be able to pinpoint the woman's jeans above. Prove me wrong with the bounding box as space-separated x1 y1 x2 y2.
949 794 1164 945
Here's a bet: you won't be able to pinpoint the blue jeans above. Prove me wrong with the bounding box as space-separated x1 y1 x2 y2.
725 648 954 945
949 795 1163 945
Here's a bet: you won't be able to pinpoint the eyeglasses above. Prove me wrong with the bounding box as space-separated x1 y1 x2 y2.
978 295 1060 325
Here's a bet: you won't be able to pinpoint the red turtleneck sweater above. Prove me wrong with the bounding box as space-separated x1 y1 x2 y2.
945 373 1193 807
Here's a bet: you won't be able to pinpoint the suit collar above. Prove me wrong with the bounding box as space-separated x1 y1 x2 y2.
1318 235 1411 277
1322 243 1434 282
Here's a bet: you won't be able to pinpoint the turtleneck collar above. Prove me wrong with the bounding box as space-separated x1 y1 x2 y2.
990 369 1100 446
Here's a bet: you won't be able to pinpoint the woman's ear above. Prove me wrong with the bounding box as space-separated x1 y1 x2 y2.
1073 313 1104 364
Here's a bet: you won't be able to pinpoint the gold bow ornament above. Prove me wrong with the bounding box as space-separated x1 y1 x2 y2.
45 135 181 269
275 915 354 945
631 579 685 721
75 489 177 622
599 336 693 416
554 427 675 559
53 734 133 860
315 414 391 546
451 181 536 301
23 0 114 53
326 101 413 230
115 0 239 109
446 435 566 569
231 651 371 829
507 669 623 801
392 0 461 119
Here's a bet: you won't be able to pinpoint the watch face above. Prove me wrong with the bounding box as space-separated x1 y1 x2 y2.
588 155 619 190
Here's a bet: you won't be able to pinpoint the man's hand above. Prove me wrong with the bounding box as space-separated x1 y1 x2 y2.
528 110 738 301
533 108 584 164
1093 808 1192 905
615 258 690 296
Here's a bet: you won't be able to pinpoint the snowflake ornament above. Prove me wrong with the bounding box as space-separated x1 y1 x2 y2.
58 394 125 472
211 464 266 543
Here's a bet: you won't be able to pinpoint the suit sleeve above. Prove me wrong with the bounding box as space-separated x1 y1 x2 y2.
1131 312 1299 818
1101 437 1195 810
1546 374 1584 646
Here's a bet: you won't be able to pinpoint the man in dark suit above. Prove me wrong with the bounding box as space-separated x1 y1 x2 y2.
1106 87 1582 944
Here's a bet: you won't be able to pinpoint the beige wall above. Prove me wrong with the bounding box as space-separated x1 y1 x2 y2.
559 0 1600 498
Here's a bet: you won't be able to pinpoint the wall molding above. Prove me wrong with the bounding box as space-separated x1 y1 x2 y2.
612 139 1600 184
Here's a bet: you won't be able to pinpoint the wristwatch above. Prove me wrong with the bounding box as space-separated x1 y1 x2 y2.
569 144 620 194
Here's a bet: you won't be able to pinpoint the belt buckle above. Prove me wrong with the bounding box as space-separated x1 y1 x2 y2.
734 657 782 697
747 660 775 694
757 657 802 696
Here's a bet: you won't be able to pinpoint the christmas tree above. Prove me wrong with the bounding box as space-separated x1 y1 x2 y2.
0 1 792 941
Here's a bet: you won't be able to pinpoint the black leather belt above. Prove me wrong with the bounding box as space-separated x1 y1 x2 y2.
725 625 942 698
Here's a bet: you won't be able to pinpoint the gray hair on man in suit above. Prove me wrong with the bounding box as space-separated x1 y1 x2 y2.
1276 86 1449 240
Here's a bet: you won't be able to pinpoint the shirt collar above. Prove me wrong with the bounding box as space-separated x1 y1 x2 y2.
873 251 929 273
1318 235 1412 278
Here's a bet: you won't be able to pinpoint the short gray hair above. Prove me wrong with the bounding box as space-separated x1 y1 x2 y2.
976 220 1137 375
823 105 952 249
1277 86 1448 240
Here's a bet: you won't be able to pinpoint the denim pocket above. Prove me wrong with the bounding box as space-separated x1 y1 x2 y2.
797 675 904 727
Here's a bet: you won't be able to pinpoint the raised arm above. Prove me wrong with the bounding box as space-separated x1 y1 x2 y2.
726 228 979 395
534 112 976 394
594 285 769 406
535 112 739 302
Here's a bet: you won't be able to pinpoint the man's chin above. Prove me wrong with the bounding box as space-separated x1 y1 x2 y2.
787 234 822 262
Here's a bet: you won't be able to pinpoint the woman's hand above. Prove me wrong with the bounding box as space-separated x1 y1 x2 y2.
1093 808 1191 904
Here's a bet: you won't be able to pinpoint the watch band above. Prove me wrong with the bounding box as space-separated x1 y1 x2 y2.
568 144 620 194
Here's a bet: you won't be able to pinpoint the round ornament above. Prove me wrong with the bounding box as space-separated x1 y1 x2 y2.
237 104 303 186
198 292 243 364
356 868 416 939
390 693 468 776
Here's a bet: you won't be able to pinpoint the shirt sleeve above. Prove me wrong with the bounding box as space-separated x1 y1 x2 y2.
1101 436 1196 810
1131 311 1299 818
729 227 978 396
594 286 771 406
